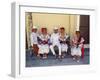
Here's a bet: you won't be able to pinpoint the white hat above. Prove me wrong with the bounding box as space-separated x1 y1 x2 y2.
54 26 58 30
33 26 37 29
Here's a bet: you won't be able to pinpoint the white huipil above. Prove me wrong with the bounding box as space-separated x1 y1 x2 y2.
59 34 69 52
50 33 61 55
30 32 38 46
71 35 85 56
38 34 50 54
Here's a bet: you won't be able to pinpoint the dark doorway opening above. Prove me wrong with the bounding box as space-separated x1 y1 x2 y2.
80 15 90 44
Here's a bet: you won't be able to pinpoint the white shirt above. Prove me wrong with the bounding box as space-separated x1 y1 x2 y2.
30 32 38 46
50 33 60 45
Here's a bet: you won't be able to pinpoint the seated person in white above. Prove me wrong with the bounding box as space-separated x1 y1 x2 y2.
71 31 85 62
30 26 39 56
59 27 69 58
50 27 61 59
38 27 50 59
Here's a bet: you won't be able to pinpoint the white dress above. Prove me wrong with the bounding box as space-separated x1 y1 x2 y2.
59 34 69 52
71 35 84 56
38 34 50 54
71 46 82 56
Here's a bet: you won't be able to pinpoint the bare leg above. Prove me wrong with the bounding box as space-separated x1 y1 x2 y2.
61 52 65 59
45 53 48 59
76 55 80 62
37 54 40 57
42 54 45 59
37 54 41 59
73 55 76 60
43 53 48 59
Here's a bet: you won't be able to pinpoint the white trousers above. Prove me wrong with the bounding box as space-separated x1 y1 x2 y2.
50 44 61 55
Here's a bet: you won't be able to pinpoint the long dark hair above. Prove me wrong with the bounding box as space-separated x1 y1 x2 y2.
76 31 81 42
76 31 82 48
78 35 82 43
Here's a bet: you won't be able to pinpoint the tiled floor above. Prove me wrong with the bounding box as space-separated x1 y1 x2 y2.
26 48 89 67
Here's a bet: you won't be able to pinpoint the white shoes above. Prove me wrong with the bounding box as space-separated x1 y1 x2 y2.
73 57 75 60
77 60 80 62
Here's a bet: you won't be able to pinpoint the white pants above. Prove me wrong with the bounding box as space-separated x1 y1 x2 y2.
61 44 68 52
50 44 61 55
38 44 49 54
71 47 82 56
